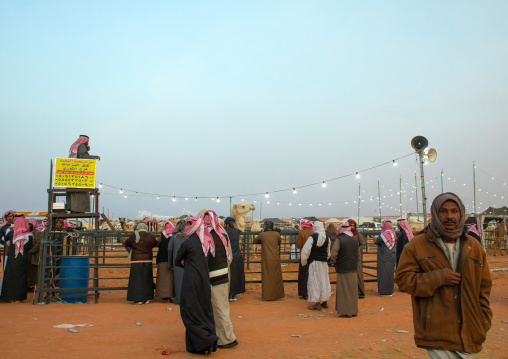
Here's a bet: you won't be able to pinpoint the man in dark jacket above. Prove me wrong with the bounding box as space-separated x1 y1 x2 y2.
396 193 492 358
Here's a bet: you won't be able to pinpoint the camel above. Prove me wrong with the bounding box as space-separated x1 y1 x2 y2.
251 219 261 232
493 221 507 256
119 218 138 231
232 203 255 232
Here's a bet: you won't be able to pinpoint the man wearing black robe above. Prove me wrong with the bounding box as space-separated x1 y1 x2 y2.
175 231 217 354
225 217 245 301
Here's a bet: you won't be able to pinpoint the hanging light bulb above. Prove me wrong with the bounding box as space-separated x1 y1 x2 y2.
185 197 188 201
277 202 280 205
310 203 313 206
356 172 360 179
195 197 198 201
172 196 176 202
265 192 269 198
298 203 302 206
328 203 331 205
157 196 160 200
119 188 123 194
253 200 257 203
99 183 102 188
392 160 397 166
289 202 292 206
124 195 127 198
293 188 297 194
267 201 270 204
322 181 326 188
241 198 244 202
216 197 220 203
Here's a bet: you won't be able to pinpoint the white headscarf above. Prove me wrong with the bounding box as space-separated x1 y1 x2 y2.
313 221 327 247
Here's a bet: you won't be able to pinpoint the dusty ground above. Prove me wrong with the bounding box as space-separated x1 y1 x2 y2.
0 249 507 359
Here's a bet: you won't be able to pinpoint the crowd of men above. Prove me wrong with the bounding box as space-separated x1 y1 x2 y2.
0 191 493 358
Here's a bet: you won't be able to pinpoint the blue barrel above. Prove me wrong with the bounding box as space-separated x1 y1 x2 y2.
60 256 90 303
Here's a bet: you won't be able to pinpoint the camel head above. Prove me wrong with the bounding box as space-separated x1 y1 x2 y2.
232 203 255 216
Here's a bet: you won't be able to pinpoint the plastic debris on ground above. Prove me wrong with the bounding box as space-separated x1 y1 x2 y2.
161 350 171 356
501 321 508 324
380 308 384 311
136 322 142 326
291 335 301 338
396 330 409 333
165 308 173 311
53 324 93 329
68 329 79 333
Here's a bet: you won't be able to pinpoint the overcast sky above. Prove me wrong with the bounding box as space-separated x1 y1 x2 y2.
1 1 507 220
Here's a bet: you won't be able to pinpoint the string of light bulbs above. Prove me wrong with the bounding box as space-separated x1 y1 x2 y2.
97 152 415 201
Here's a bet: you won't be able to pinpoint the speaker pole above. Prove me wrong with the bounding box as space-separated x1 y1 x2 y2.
414 170 419 220
419 151 428 227
377 178 382 221
473 161 477 215
357 182 361 225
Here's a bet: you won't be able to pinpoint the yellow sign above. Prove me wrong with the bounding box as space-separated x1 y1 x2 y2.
53 158 97 188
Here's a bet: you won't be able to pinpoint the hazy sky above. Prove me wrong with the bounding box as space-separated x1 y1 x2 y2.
1 1 507 220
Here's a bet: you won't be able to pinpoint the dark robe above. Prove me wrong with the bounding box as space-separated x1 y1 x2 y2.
66 143 99 212
375 235 396 296
0 223 13 262
175 233 217 354
28 229 43 287
296 227 313 298
396 230 410 268
125 231 158 302
225 227 245 297
0 232 33 301
168 233 187 305
155 233 174 299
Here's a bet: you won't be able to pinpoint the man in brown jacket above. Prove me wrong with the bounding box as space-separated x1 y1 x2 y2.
395 193 492 358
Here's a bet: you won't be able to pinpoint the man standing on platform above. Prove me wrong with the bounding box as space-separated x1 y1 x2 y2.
396 193 492 358
296 219 314 300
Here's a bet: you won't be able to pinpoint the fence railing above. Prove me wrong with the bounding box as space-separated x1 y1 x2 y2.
36 230 383 304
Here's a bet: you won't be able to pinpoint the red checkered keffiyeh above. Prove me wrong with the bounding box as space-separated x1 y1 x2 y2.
300 219 313 229
466 223 482 238
162 221 175 238
336 221 353 237
13 217 31 258
381 220 396 250
68 135 89 158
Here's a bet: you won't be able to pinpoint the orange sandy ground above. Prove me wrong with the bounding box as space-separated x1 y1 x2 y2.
0 250 507 359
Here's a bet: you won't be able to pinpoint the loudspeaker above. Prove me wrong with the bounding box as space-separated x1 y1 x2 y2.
426 148 437 162
411 136 428 151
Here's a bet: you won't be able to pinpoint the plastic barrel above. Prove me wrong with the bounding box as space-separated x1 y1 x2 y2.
60 256 90 303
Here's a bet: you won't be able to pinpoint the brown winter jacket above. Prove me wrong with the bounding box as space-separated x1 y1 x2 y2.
296 227 313 250
395 228 492 354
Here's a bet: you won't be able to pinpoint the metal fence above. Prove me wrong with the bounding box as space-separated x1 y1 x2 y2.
35 230 382 304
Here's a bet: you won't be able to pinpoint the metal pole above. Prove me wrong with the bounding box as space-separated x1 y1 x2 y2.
414 171 419 221
260 201 262 220
419 152 428 227
441 168 444 193
473 161 477 215
229 197 232 216
357 182 361 224
399 175 402 218
378 179 382 221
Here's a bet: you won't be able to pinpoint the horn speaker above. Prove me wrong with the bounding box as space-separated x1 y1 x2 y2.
426 148 437 162
411 136 428 151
